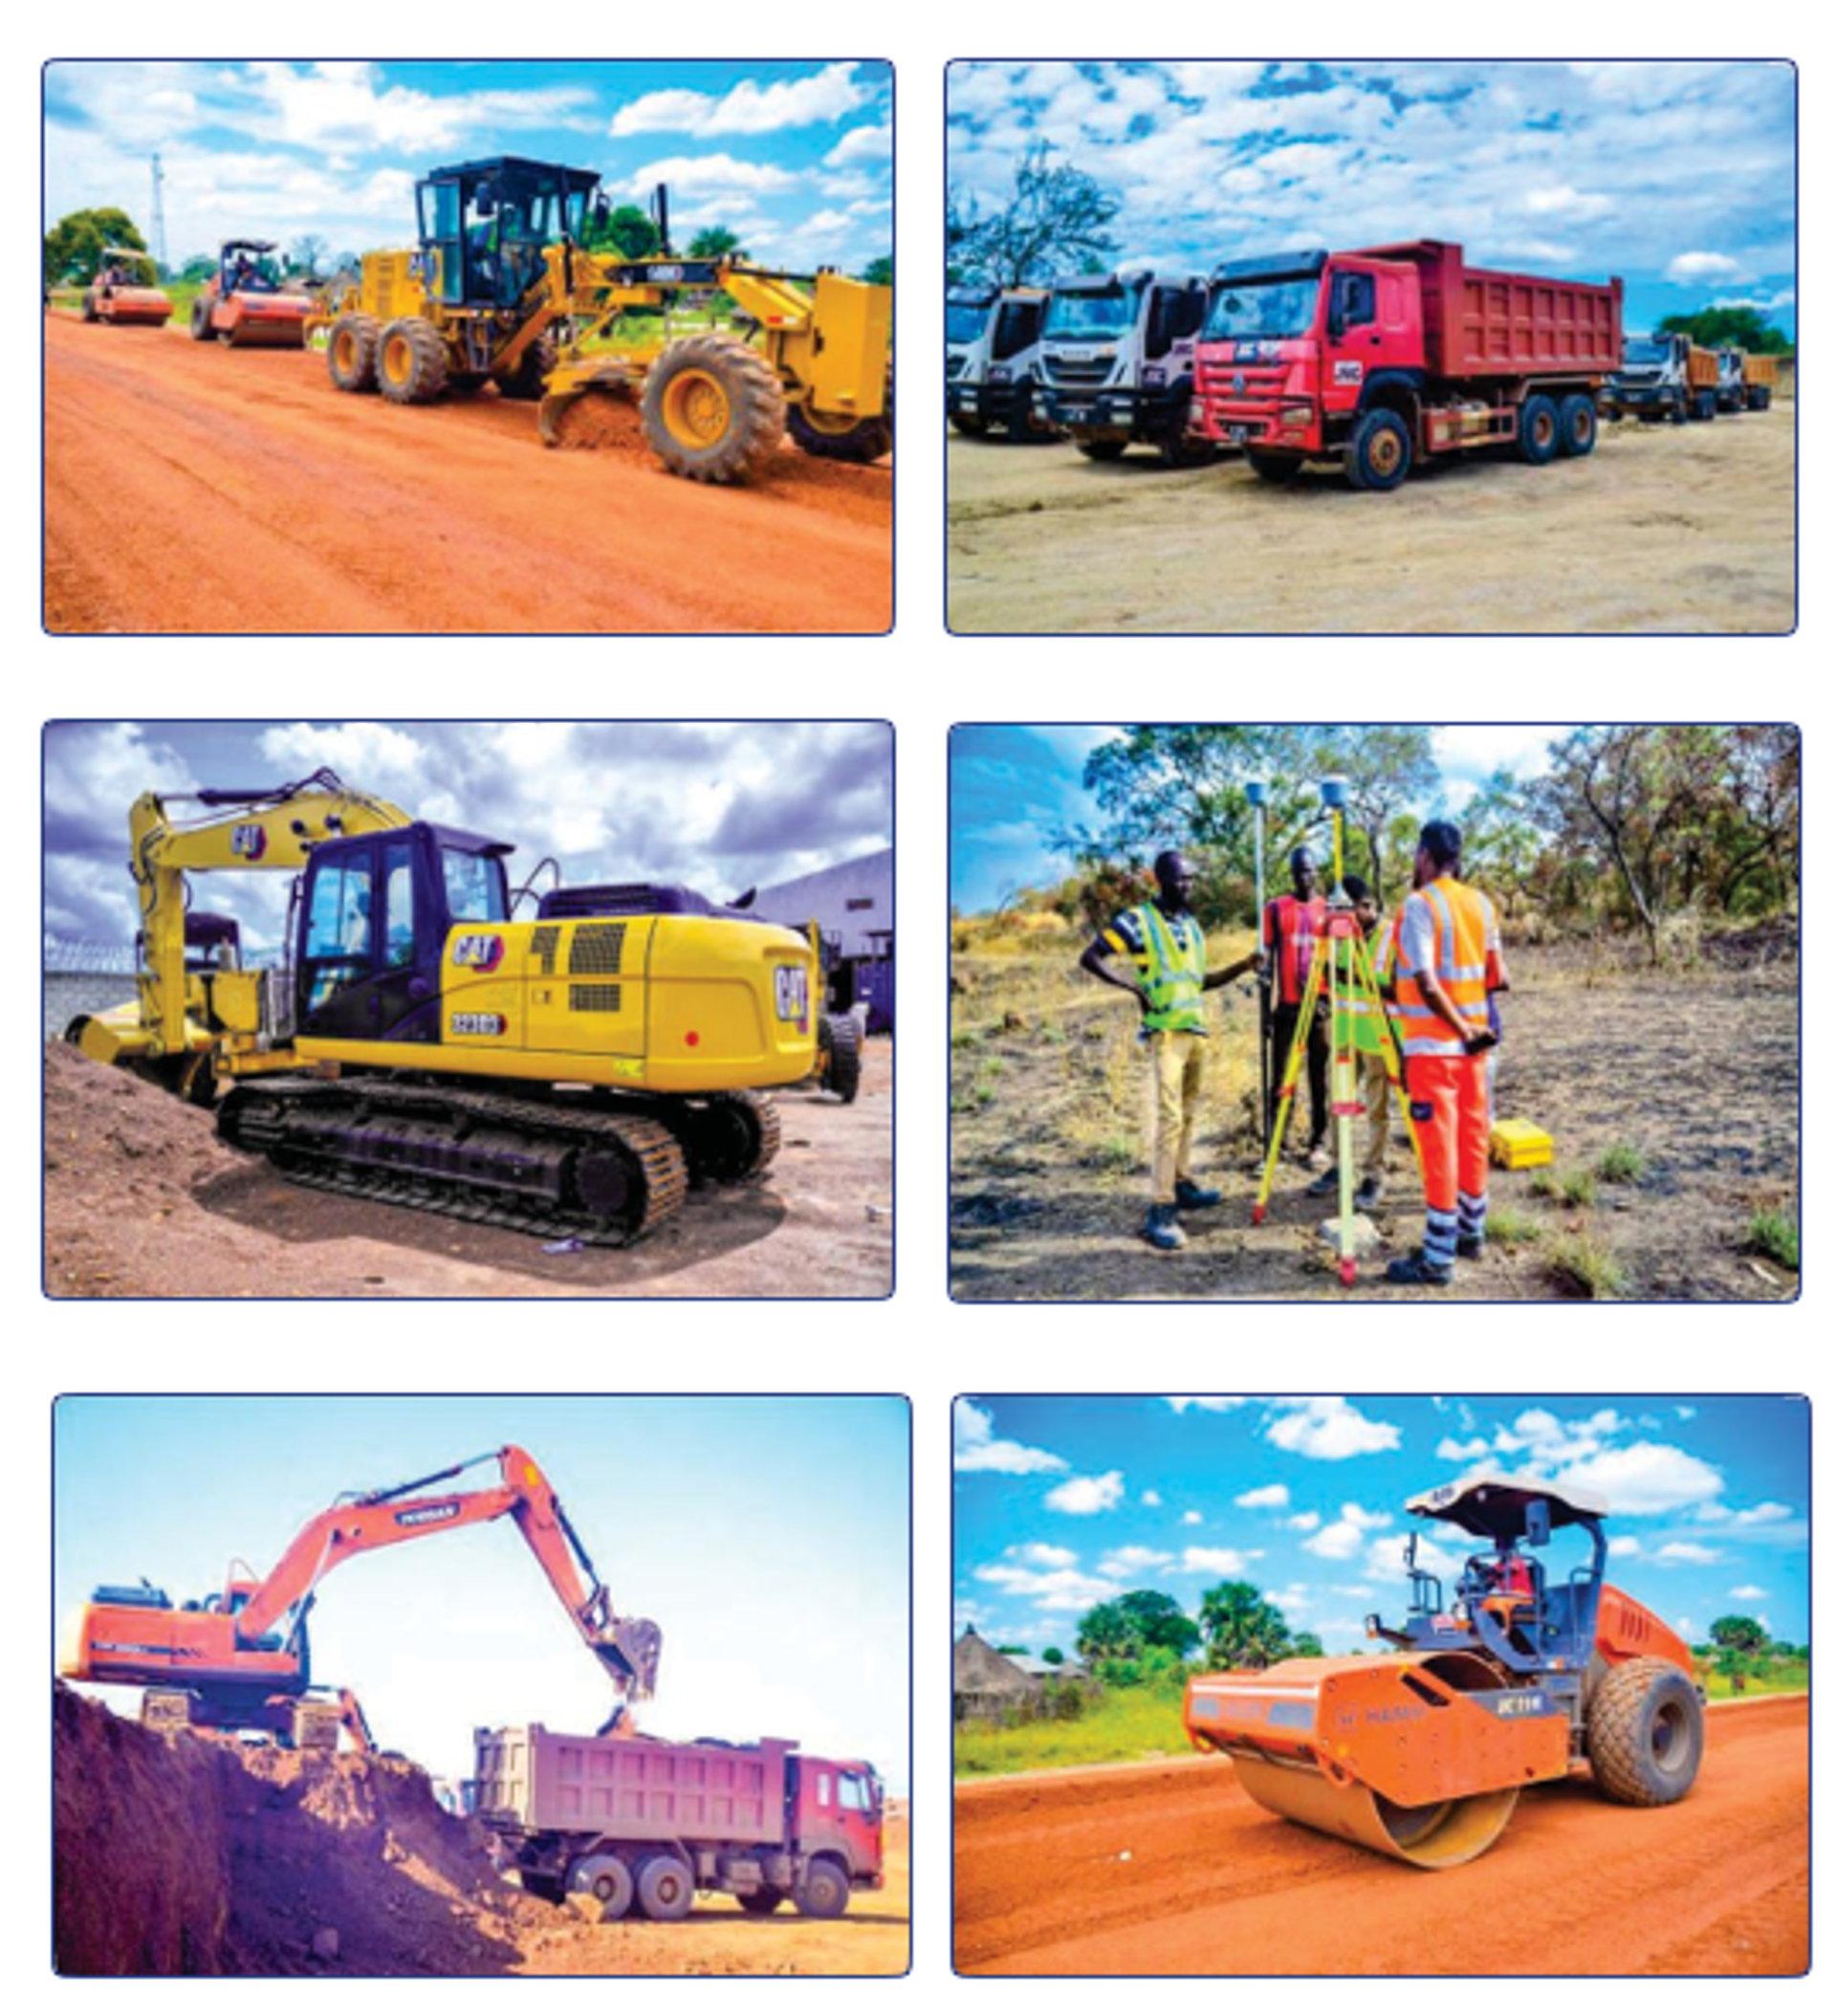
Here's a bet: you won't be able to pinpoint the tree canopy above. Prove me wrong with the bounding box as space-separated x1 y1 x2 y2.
45 208 147 284
688 225 744 262
1709 1614 1770 1653
584 204 661 259
1074 1589 1200 1661
862 254 892 288
1655 306 1792 356
948 142 1121 288
1197 1580 1297 1668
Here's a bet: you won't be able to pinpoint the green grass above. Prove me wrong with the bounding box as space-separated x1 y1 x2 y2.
955 1685 1189 1778
1701 1656 1807 1698
951 1029 986 1051
1745 1210 1800 1270
1485 1206 1542 1245
1532 1167 1597 1207
1594 1143 1648 1184
1544 1233 1627 1299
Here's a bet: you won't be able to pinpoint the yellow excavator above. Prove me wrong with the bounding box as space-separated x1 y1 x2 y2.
64 769 819 1244
319 158 890 483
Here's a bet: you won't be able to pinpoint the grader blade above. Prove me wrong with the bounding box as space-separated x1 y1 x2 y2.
538 363 639 449
1185 1652 1571 1869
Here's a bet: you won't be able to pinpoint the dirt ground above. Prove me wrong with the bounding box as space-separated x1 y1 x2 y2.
946 396 1795 633
43 1040 891 1298
950 940 1797 1301
953 1694 1807 1976
55 1684 907 1977
41 314 890 634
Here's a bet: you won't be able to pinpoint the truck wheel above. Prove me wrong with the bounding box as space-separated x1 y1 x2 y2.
634 1852 695 1921
1074 438 1128 461
1751 386 1772 412
1556 393 1598 458
949 413 989 437
1156 430 1216 468
327 314 382 394
1587 1656 1704 1807
794 1856 850 1920
1346 409 1411 492
1247 450 1302 484
738 1886 786 1916
569 1853 633 1920
822 1014 863 1103
1517 393 1561 465
1693 391 1716 423
376 317 450 405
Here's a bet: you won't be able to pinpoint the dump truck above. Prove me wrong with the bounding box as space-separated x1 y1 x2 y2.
1193 239 1623 489
1184 1475 1703 1868
188 239 315 348
945 284 1055 438
474 1724 885 1920
80 246 171 326
1038 268 1216 464
1716 347 1779 412
1601 333 1721 423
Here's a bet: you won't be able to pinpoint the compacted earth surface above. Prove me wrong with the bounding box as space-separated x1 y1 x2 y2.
953 1694 1807 1975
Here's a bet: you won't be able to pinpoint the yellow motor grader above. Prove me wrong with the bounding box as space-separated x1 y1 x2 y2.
317 158 891 483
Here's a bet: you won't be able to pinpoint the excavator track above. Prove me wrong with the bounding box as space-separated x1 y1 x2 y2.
218 1077 689 1246
664 1088 782 1185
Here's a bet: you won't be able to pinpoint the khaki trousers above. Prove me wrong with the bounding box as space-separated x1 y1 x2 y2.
1361 1054 1393 1179
1145 1028 1205 1205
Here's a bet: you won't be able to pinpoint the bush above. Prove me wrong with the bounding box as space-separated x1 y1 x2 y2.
1545 1233 1627 1300
1594 1143 1648 1184
1745 1210 1799 1270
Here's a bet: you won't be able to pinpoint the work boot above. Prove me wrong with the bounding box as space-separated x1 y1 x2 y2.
1355 1176 1385 1210
1456 1234 1486 1261
1174 1177 1222 1211
1306 1168 1337 1197
1304 1140 1330 1172
1386 1253 1454 1286
1141 1204 1187 1252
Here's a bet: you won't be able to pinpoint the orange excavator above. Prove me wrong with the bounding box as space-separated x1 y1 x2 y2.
58 1445 662 1752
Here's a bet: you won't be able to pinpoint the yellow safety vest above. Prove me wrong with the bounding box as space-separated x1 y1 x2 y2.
1130 902 1207 1035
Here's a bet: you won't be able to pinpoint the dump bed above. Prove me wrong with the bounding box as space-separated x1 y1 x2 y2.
1740 351 1780 389
1357 239 1621 379
474 1725 794 1846
1685 344 1720 389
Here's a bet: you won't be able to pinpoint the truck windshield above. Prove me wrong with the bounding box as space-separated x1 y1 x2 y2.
1623 339 1668 365
1043 290 1134 341
1203 277 1321 341
946 303 991 344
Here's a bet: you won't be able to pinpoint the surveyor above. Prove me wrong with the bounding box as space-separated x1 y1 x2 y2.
1081 850 1260 1252
1264 847 1330 1168
1385 820 1503 1286
1307 875 1395 1210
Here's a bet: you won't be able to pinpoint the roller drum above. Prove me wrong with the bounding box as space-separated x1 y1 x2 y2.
1231 1753 1519 1869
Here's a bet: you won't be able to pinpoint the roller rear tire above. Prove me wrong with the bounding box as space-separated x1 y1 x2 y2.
1587 1656 1704 1807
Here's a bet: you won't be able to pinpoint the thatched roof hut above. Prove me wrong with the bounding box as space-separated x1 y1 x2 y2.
952 1626 1044 1722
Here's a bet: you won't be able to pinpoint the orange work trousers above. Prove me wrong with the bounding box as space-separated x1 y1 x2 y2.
1407 1052 1491 1215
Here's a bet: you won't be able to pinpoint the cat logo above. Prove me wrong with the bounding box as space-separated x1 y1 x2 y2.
452 932 505 973
230 823 268 862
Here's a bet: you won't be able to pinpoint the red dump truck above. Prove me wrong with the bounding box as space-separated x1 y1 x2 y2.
472 1725 885 1921
1193 239 1623 490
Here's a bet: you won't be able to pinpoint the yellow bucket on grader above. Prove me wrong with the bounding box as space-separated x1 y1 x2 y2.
317 158 890 484
1184 1476 1705 1868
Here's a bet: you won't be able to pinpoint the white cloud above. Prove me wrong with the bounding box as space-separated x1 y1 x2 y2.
1666 251 1744 284
612 64 868 138
1012 1543 1078 1570
1287 1512 1322 1533
1654 1543 1721 1566
1044 1471 1125 1516
952 1400 1068 1477
1549 1441 1725 1515
1166 1396 1250 1414
1098 1545 1174 1577
1182 1546 1263 1575
1141 1490 1163 1508
824 121 892 168
1730 1501 1792 1525
1181 1510 1203 1526
1265 1397 1401 1461
616 154 800 202
1304 1502 1393 1561
1436 1435 1496 1463
1729 1586 1769 1601
1610 1536 1643 1558
1235 1483 1289 1510
974 1556 1121 1613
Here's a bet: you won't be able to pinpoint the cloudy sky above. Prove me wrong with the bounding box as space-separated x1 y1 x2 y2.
949 723 1565 912
949 61 1796 339
45 60 891 277
44 719 890 950
954 1395 1808 1657
57 1395 909 1789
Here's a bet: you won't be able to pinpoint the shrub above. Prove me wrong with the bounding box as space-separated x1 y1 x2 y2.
1545 1234 1627 1300
1595 1143 1648 1184
1745 1210 1799 1270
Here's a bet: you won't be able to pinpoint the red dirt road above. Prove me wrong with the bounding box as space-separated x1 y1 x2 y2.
42 315 891 633
954 1696 1807 1976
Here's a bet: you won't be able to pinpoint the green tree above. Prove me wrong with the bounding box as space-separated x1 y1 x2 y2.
586 204 661 259
1313 726 1438 902
1040 1646 1064 1665
45 208 145 285
1198 1580 1295 1668
994 1643 1029 1656
290 232 329 278
1290 1631 1325 1658
1075 1589 1199 1662
1709 1614 1769 1653
688 225 744 262
951 141 1121 288
863 254 892 288
1655 305 1792 356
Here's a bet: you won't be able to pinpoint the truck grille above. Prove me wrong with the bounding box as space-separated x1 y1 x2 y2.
569 983 623 1015
569 923 627 975
1042 355 1115 389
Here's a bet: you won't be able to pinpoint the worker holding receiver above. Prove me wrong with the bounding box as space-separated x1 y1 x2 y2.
1386 819 1503 1286
1081 849 1261 1252
1264 847 1331 1168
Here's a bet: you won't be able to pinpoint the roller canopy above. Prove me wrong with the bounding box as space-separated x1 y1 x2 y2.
1406 1474 1607 1540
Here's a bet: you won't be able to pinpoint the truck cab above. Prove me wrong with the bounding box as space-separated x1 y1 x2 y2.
1603 333 1717 425
789 1755 885 1895
1714 347 1748 413
946 284 1053 437
1038 268 1214 463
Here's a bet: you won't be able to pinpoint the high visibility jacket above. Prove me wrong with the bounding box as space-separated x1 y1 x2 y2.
1113 901 1208 1034
1393 874 1497 1058
1263 893 1327 1007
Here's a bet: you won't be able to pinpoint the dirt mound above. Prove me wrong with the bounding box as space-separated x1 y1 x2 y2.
55 1684 532 1976
44 1041 240 1195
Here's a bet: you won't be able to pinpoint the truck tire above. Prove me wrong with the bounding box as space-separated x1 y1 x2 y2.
328 314 382 394
1750 386 1772 412
1074 437 1128 461
794 1856 850 1919
1587 1656 1703 1807
822 1014 863 1103
1517 393 1561 465
950 413 989 437
738 1886 786 1916
569 1853 634 1920
376 317 450 405
634 1852 695 1921
1346 409 1411 492
1155 430 1216 468
1692 390 1716 423
1556 392 1598 458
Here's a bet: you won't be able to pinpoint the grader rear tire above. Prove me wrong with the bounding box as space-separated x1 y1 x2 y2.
376 317 449 405
497 329 558 402
327 314 382 394
1587 1656 1703 1807
788 402 891 464
641 336 785 483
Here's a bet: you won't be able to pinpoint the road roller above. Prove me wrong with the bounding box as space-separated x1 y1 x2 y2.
1184 1475 1704 1868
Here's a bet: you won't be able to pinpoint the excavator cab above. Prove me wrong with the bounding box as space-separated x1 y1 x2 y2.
295 822 514 1040
416 157 599 310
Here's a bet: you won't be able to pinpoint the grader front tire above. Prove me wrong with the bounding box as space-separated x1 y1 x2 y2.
641 337 786 483
376 317 450 405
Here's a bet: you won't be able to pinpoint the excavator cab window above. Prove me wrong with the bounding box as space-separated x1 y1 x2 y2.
302 855 375 1010
443 846 510 923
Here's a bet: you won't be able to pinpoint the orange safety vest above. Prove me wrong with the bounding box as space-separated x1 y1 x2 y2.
1393 875 1494 1058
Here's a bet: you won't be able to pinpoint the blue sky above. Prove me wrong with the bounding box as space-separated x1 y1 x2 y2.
42 719 891 950
950 724 1566 912
954 1395 1807 1658
44 61 891 277
55 1395 909 1790
949 61 1796 340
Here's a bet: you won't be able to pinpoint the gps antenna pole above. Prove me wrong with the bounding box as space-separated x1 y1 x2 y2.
1247 780 1271 1152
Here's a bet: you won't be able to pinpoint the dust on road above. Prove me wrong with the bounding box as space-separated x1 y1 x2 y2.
42 315 890 634
953 1695 1807 1975
947 403 1794 633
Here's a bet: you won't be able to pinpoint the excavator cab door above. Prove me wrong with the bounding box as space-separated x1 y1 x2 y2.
297 829 446 1043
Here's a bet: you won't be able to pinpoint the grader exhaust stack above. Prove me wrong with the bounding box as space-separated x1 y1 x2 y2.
1184 1475 1705 1868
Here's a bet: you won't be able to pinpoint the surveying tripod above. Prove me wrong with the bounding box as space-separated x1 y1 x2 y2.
1251 794 1424 1284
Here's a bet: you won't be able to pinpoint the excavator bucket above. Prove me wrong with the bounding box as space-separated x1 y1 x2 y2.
597 1614 664 1701
1184 1652 1572 1869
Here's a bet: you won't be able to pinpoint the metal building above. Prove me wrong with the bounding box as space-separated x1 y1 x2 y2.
752 846 893 1033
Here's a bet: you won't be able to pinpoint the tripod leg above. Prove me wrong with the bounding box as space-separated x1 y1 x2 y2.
1253 953 1322 1224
